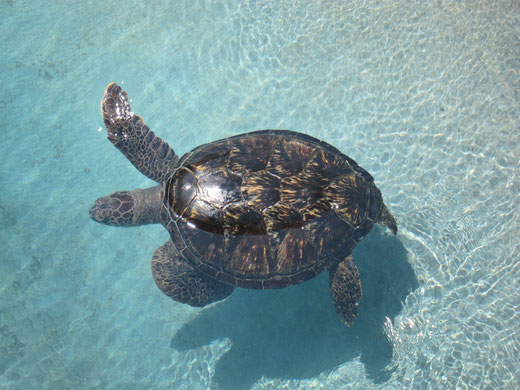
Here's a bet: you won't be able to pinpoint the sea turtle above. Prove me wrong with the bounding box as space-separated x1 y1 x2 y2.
90 82 397 326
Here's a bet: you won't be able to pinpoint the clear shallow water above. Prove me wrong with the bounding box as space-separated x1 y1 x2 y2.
1 0 519 389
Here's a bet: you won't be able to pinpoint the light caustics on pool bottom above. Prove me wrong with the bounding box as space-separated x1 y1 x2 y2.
0 0 518 389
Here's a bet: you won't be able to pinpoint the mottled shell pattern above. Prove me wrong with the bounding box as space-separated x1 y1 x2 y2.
161 130 383 289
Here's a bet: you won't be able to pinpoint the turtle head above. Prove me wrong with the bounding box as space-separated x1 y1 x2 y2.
89 192 137 226
90 186 163 227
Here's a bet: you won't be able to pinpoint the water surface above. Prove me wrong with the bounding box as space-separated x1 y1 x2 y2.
1 1 519 389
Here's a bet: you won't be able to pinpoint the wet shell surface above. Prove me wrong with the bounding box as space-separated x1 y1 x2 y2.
163 130 384 289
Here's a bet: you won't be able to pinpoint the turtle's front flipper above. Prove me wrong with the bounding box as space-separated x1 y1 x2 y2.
101 82 179 183
152 240 235 307
329 256 363 326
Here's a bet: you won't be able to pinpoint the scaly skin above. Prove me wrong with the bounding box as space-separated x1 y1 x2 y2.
101 82 179 183
329 256 362 326
152 240 234 306
89 186 163 226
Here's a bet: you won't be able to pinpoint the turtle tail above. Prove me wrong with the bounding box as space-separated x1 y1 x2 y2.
378 204 397 235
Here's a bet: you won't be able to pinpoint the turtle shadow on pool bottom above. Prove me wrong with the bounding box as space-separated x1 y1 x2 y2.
171 229 416 390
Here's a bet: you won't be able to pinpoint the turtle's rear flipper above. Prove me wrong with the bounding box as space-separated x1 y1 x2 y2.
329 256 363 326
152 240 235 307
101 82 179 183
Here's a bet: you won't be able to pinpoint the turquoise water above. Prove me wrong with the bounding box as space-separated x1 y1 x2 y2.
1 0 519 389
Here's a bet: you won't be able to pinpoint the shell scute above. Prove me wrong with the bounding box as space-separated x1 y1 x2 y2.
197 169 242 207
305 149 353 180
280 173 323 210
170 168 197 217
266 138 315 177
263 202 304 232
187 140 231 172
368 185 383 220
324 174 368 226
242 171 281 210
305 210 354 257
179 222 226 268
275 229 317 274
226 235 272 276
222 203 266 235
184 198 223 234
228 135 276 173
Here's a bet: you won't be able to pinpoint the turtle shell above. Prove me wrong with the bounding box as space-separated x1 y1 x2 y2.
163 130 383 289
